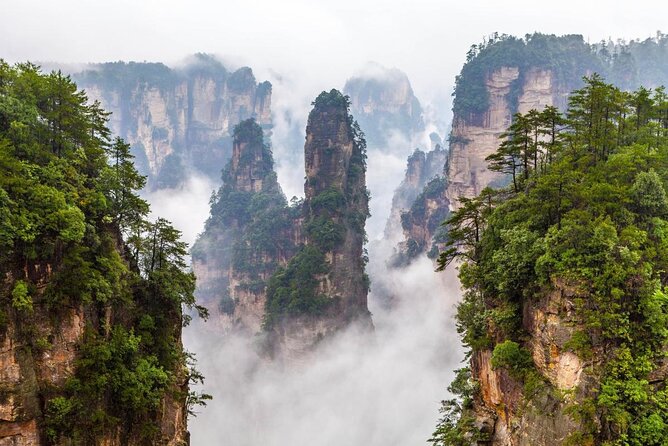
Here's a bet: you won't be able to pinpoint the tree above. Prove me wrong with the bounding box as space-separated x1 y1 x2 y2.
630 169 668 217
141 218 207 323
538 105 565 169
566 74 626 162
437 188 496 270
101 137 148 231
0 62 208 443
486 135 522 192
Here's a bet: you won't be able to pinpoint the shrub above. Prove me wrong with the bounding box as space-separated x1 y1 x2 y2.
491 340 533 378
11 280 32 313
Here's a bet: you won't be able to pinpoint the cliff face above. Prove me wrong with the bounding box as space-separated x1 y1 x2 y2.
192 92 371 358
446 67 560 206
393 176 449 265
0 279 188 446
385 146 447 240
433 42 668 444
388 42 579 264
304 90 371 317
268 91 372 358
444 32 668 208
0 274 82 446
191 119 295 334
343 64 424 149
72 56 272 188
0 64 197 445
469 280 587 445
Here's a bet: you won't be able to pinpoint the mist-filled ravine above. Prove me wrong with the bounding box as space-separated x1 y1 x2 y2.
5 2 668 443
185 257 462 445
140 75 464 443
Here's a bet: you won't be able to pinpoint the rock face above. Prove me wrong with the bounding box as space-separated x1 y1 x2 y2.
446 67 562 206
192 119 296 333
266 90 373 359
388 35 600 264
301 90 372 322
192 91 371 358
386 145 450 265
343 64 424 149
0 263 188 446
393 175 449 265
470 280 588 445
444 32 668 208
71 55 272 188
385 146 447 239
438 33 668 445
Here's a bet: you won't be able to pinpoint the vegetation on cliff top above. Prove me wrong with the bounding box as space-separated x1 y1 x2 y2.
454 32 668 121
434 75 668 445
0 61 207 444
192 118 295 315
264 90 369 328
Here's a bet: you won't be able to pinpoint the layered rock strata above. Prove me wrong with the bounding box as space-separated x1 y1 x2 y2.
72 55 272 188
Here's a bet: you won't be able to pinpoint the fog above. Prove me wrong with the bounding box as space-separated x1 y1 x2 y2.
145 80 464 443
5 0 666 132
184 256 463 445
142 174 217 247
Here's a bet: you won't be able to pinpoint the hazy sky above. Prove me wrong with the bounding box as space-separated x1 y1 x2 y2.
3 0 667 106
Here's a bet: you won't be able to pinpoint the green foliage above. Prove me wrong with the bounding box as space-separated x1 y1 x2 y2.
396 177 448 264
264 245 331 328
218 293 236 315
44 396 75 443
311 187 345 214
564 330 593 359
491 340 533 378
491 227 542 297
11 280 32 313
305 216 345 251
0 62 207 443
45 326 171 443
429 368 484 445
438 77 668 444
193 119 293 303
453 32 668 121
486 106 566 191
311 89 351 110
454 33 602 119
233 117 264 145
630 169 668 217
184 351 213 416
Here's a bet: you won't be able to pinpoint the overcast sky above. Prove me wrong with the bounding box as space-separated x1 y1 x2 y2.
3 0 668 107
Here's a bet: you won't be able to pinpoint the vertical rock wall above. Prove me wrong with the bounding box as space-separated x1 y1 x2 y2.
72 57 272 188
445 67 560 208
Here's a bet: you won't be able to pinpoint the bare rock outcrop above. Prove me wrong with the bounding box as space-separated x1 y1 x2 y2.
385 146 447 240
343 64 424 150
72 55 272 188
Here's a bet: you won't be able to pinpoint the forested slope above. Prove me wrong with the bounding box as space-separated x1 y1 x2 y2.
433 76 668 445
0 62 206 445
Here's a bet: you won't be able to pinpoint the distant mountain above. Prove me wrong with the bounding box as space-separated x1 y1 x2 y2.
344 63 424 150
67 54 272 188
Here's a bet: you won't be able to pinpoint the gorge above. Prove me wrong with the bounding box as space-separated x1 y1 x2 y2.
3 29 668 446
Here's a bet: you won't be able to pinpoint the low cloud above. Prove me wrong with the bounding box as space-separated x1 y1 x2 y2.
185 257 464 445
142 174 217 248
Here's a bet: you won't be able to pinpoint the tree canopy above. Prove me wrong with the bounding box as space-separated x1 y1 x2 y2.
435 76 668 445
0 61 207 444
